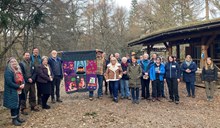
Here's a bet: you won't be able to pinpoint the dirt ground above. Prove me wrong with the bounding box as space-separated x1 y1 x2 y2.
1 80 220 128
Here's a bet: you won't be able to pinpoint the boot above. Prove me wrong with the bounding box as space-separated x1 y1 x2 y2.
12 118 21 126
17 116 25 123
56 98 63 103
51 98 56 104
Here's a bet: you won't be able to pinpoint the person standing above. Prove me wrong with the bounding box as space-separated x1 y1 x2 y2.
102 52 108 95
181 55 197 98
105 57 123 103
150 57 165 102
202 57 218 101
115 53 121 63
36 56 53 109
3 57 25 126
48 50 63 103
89 50 106 100
165 56 181 104
31 48 42 105
20 52 39 115
140 53 151 100
120 57 130 99
127 56 142 104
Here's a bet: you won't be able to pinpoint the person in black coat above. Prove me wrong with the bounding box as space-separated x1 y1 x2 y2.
181 55 197 98
19 52 39 114
36 56 54 109
165 56 181 104
202 57 218 101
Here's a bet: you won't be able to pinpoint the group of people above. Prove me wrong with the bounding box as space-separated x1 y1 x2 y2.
90 51 218 105
3 48 63 126
3 48 219 126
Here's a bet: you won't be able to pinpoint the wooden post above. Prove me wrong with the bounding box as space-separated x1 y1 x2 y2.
176 45 180 59
200 45 208 69
168 45 172 56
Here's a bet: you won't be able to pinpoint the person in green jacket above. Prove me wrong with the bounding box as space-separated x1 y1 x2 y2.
127 56 142 104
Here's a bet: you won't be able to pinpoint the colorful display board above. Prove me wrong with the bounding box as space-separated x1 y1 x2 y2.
61 50 97 94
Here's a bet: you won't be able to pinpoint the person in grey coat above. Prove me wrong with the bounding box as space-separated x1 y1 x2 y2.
3 57 25 126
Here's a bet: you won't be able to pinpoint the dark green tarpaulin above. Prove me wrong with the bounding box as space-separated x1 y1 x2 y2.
61 50 96 61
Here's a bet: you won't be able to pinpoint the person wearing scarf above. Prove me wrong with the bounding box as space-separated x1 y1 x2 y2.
181 55 197 98
3 57 25 126
36 56 54 109
120 57 130 99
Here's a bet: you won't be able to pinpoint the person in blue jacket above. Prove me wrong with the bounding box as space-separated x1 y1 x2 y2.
165 56 181 104
181 55 197 98
140 53 151 100
48 50 63 103
150 57 165 101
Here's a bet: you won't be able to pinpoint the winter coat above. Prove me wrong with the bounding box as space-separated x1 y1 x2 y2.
121 62 129 80
48 57 63 78
201 65 218 82
165 62 181 79
105 63 123 81
127 63 142 88
181 61 197 82
150 63 165 81
3 67 23 109
19 60 37 83
140 59 150 75
36 64 53 84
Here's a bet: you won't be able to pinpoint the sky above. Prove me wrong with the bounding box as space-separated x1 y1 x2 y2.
116 0 132 9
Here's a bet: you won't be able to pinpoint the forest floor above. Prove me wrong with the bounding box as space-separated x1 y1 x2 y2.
1 78 220 128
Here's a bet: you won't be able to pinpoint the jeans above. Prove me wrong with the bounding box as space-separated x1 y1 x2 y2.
20 83 36 109
166 78 179 101
11 94 22 118
120 80 130 97
152 79 161 98
131 87 139 101
97 75 104 97
141 78 150 99
51 76 62 100
186 82 195 96
89 91 94 97
109 81 119 99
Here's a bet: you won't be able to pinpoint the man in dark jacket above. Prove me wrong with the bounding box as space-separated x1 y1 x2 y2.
20 52 39 115
48 50 63 103
31 48 42 105
140 53 151 100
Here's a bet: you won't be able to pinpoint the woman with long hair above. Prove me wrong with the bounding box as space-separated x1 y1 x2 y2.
105 57 123 103
3 57 25 126
202 57 218 101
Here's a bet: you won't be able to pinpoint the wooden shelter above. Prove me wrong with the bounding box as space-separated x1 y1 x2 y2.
128 18 220 69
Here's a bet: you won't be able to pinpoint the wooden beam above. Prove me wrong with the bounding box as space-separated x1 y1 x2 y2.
206 34 217 48
200 45 208 69
142 30 220 46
